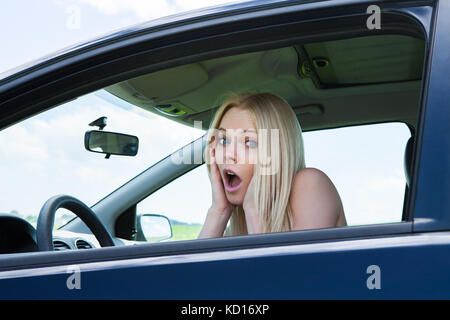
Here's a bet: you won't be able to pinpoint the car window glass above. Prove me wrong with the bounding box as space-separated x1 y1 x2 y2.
0 90 204 228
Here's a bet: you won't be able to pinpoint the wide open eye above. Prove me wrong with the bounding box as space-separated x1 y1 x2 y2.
245 139 257 148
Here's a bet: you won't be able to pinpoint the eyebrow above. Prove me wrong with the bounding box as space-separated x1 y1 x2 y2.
217 127 257 133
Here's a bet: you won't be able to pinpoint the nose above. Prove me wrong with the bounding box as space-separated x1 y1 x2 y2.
224 138 237 164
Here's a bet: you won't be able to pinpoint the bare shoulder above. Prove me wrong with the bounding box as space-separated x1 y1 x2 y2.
291 167 335 192
290 167 346 229
294 167 329 180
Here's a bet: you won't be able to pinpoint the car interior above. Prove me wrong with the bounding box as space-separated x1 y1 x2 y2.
106 32 422 199
106 34 423 131
0 32 425 254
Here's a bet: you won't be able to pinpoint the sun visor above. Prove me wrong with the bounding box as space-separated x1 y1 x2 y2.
297 34 425 89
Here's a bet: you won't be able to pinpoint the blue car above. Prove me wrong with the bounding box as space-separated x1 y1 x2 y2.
0 0 448 302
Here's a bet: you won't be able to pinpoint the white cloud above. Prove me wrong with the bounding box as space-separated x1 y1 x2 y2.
366 175 404 192
23 161 46 177
0 125 49 161
67 0 240 21
75 0 175 20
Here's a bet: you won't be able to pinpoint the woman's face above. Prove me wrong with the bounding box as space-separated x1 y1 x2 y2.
213 107 258 205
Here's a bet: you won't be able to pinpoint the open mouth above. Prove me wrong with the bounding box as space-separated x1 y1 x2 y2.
223 168 242 193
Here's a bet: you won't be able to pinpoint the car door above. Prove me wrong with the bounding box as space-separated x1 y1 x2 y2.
0 0 448 301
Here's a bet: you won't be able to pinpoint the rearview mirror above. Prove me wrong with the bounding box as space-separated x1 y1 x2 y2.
84 130 139 157
137 214 173 242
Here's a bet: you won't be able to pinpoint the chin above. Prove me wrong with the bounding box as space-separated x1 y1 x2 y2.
226 193 244 206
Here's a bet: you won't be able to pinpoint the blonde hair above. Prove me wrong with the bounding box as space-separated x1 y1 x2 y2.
204 92 306 236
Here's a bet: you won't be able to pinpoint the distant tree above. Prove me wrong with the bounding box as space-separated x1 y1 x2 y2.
26 215 37 222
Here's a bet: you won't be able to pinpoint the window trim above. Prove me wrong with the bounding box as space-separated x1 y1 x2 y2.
410 0 450 232
0 221 412 271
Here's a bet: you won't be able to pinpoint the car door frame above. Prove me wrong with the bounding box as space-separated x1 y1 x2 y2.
1 0 448 299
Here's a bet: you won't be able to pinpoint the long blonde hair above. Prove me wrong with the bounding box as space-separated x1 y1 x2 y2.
204 92 305 235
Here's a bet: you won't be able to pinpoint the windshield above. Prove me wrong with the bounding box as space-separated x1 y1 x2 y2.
0 89 205 227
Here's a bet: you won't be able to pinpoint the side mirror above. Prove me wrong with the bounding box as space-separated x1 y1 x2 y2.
84 130 139 158
137 214 172 243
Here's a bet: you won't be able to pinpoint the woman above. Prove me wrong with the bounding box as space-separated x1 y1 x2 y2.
198 92 346 238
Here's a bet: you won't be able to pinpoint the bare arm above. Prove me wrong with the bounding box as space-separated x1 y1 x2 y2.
198 207 232 238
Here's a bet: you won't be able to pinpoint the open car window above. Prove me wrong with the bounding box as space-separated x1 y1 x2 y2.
136 121 411 242
0 20 426 251
124 32 424 242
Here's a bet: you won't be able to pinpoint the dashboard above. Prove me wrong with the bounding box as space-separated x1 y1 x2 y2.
0 213 132 254
0 214 37 254
52 229 100 250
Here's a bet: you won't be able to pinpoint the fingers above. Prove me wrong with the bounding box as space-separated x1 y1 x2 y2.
210 137 218 160
209 146 223 187
243 175 256 213
209 145 216 164
209 147 217 172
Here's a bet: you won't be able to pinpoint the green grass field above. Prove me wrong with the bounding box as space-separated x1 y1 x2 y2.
170 221 202 241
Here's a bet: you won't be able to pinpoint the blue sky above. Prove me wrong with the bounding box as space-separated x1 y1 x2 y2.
0 0 240 75
0 0 412 227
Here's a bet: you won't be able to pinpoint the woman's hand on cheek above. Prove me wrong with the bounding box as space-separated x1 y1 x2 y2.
243 175 262 234
243 175 256 213
209 144 234 218
198 144 234 239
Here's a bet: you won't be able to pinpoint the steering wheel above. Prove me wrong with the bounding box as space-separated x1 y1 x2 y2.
36 195 115 251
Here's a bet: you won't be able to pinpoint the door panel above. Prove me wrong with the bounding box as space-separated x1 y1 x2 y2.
1 232 449 299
